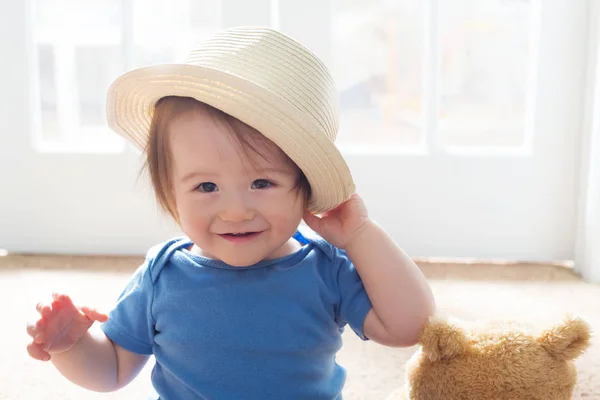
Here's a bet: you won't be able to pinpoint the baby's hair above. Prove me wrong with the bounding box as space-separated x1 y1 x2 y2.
143 96 311 221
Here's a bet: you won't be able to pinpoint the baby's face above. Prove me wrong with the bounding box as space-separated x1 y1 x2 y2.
169 109 306 267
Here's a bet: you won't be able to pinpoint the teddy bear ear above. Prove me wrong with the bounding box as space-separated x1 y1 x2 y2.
537 315 592 361
419 316 468 362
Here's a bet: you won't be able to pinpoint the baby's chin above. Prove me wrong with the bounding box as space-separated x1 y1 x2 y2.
188 242 270 267
220 254 266 268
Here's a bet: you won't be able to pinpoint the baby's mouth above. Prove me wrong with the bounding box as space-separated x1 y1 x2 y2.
218 231 263 242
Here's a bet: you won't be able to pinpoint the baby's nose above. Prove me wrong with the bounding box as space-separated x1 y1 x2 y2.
218 195 255 222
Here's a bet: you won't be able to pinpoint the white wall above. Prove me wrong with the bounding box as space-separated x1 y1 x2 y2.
1 1 32 232
575 0 600 283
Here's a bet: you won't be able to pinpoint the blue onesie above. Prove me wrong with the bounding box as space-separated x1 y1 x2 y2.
101 228 373 399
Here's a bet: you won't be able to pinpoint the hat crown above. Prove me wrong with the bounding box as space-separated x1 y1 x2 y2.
183 27 339 143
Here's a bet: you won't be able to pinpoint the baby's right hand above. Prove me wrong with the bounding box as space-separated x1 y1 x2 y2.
26 293 108 361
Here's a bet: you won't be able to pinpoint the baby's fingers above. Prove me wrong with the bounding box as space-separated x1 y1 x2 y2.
303 210 323 231
26 319 45 343
27 341 50 361
35 301 53 317
80 306 109 323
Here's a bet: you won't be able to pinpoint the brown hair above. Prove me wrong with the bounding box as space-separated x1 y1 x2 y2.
143 96 311 221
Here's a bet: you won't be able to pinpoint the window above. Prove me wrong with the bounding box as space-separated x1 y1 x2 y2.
31 0 222 152
31 0 532 152
330 0 532 150
332 0 426 148
32 0 124 151
438 0 532 148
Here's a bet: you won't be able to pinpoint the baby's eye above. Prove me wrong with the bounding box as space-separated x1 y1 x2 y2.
251 179 272 189
196 182 218 193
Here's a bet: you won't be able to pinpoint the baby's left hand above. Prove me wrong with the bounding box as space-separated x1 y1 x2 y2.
303 193 370 249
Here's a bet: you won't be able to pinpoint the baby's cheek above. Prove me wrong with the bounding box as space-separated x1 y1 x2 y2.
265 195 303 227
178 198 212 229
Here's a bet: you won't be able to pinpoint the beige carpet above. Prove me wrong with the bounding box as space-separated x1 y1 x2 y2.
1 255 598 399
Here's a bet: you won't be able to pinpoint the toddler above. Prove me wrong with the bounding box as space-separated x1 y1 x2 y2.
26 27 435 399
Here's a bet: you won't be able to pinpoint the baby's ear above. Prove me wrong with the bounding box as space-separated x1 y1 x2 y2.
537 315 592 360
419 316 468 362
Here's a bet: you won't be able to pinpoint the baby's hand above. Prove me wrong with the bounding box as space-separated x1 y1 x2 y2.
303 193 370 249
26 293 108 361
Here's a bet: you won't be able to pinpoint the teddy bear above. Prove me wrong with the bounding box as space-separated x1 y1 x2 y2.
393 314 591 400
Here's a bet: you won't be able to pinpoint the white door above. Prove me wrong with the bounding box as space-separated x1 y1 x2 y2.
0 0 588 261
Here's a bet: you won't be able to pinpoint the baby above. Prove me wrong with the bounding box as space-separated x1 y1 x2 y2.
26 27 435 399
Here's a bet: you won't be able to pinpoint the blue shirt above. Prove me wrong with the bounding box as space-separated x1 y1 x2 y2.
101 228 372 399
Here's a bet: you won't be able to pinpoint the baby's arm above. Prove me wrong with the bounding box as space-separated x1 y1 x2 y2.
50 328 149 391
345 221 435 347
26 293 149 392
304 194 435 347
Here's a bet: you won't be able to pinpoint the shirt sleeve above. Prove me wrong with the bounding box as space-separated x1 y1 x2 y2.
100 261 156 355
332 246 373 341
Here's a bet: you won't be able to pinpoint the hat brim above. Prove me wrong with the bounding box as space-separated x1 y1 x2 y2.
106 64 355 213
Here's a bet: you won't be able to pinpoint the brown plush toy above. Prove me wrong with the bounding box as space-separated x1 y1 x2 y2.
395 315 591 400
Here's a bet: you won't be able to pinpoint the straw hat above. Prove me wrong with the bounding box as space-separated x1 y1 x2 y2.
106 26 355 213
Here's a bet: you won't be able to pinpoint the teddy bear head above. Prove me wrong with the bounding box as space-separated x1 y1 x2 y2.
403 315 591 400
